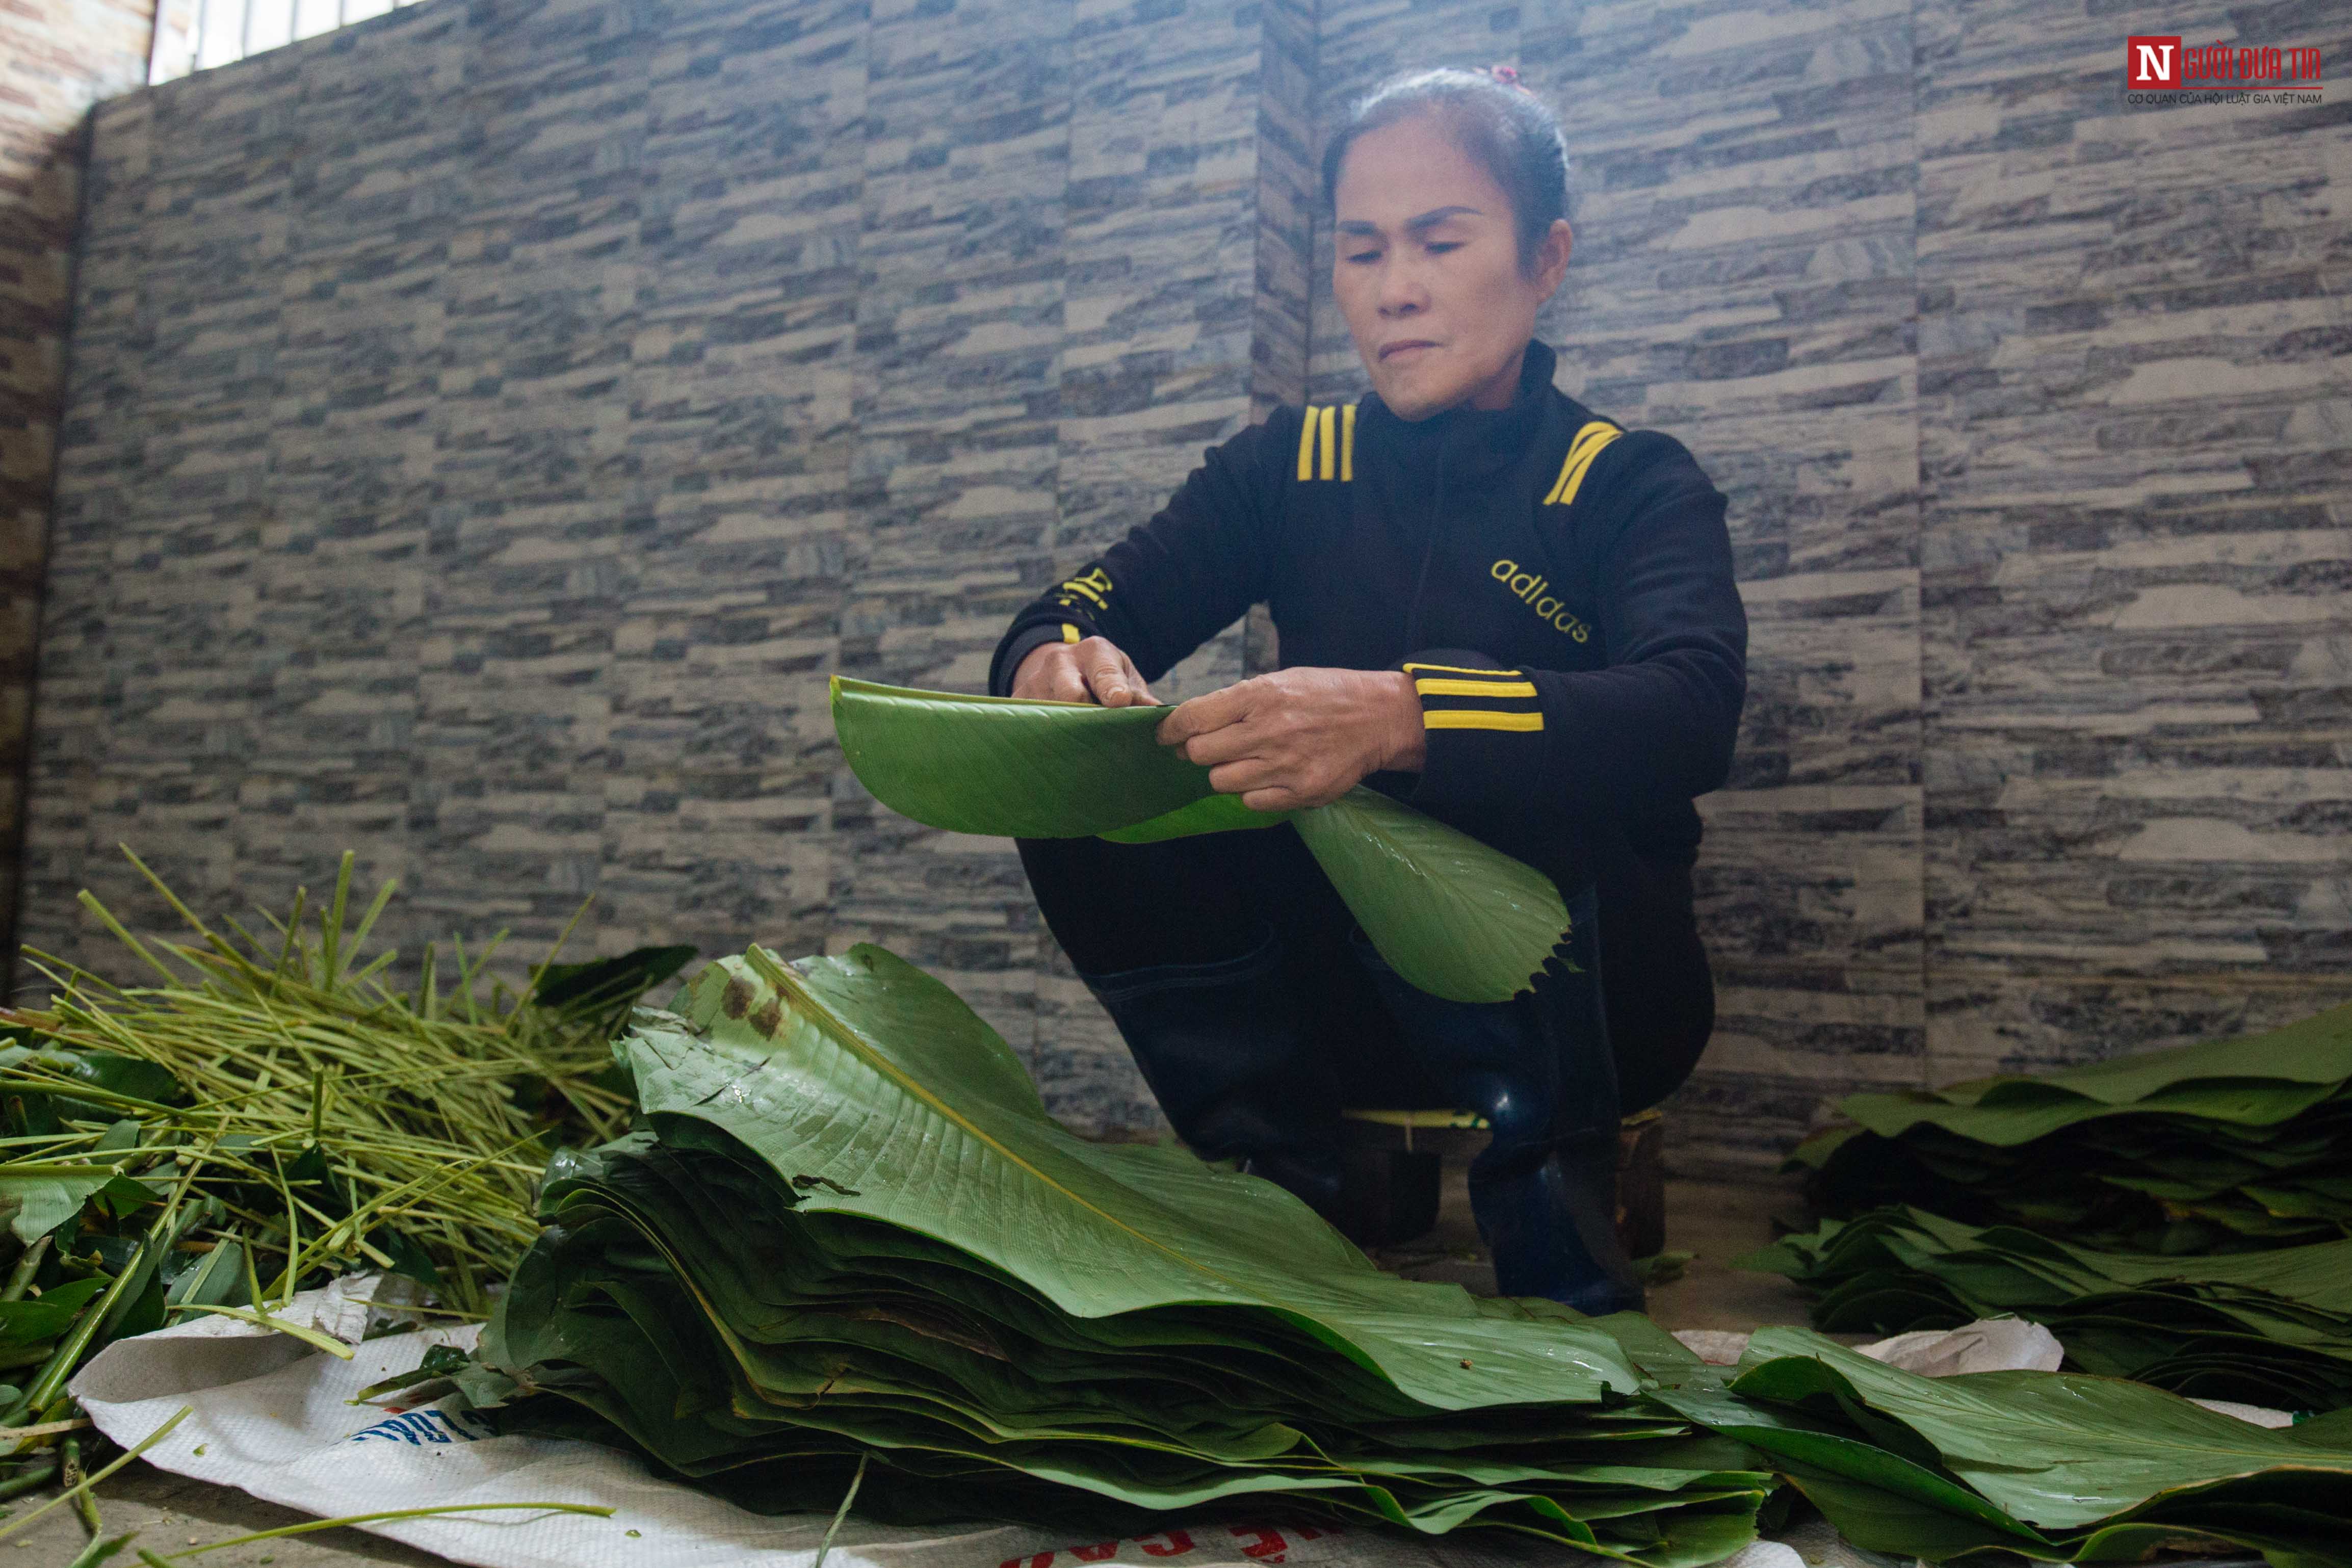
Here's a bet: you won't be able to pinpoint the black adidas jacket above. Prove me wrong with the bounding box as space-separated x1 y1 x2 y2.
988 341 1746 892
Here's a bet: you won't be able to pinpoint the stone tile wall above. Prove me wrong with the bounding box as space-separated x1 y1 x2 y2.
0 0 160 966
22 0 2352 1169
28 0 1311 1135
1913 0 2352 1090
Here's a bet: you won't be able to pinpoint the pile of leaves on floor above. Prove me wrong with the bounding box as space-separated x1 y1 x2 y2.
1788 1004 2352 1251
1763 1003 2352 1410
459 944 1776 1564
1741 1206 2352 1413
0 852 689 1507
454 941 2352 1567
1651 1323 2352 1565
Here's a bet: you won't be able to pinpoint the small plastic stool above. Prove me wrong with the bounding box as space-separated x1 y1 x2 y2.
1337 1106 1667 1256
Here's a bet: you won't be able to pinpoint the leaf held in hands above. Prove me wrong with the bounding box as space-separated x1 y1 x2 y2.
832 678 1572 1001
1099 792 1290 843
1293 788 1569 1003
831 676 1211 837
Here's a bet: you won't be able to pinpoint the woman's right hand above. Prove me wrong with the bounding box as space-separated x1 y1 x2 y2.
1012 636 1159 707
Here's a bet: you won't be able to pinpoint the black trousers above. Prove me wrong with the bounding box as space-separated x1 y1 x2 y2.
1018 817 1714 1126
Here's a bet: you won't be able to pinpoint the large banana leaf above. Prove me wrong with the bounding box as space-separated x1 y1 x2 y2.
476 945 1771 1564
1289 788 1574 1001
832 678 1211 838
830 676 1570 1001
587 944 1644 1403
1099 792 1279 844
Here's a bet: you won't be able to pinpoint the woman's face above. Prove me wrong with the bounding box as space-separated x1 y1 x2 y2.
1330 113 1571 420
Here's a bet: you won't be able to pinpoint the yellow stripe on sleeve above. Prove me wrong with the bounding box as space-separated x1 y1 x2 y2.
1295 407 1318 482
1060 578 1108 608
1543 421 1617 505
1414 678 1540 699
1425 710 1546 733
1540 427 1601 504
1339 403 1355 481
1552 425 1624 509
1317 404 1335 480
1402 662 1525 678
1061 623 1081 644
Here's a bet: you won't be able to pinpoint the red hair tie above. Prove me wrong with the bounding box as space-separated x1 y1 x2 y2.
1487 63 1528 90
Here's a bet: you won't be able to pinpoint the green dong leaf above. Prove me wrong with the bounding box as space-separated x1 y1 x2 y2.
831 677 1570 1001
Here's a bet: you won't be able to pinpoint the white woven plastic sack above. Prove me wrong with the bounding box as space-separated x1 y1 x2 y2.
1670 1317 2065 1377
70 1288 1801 1568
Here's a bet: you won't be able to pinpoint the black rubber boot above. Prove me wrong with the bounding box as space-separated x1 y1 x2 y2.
1082 934 1346 1225
1478 1129 1642 1313
1353 887 1643 1314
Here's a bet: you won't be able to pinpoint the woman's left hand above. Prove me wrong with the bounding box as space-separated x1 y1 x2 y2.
1156 668 1427 811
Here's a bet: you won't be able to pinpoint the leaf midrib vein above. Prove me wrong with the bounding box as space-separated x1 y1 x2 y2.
741 948 1266 1304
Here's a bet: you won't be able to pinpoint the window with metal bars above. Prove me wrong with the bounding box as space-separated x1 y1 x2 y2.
149 0 424 82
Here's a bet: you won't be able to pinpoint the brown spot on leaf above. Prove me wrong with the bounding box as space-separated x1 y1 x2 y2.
792 1174 862 1197
720 978 754 1018
750 1000 783 1037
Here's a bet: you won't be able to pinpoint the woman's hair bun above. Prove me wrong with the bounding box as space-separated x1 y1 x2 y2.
1320 66 1572 271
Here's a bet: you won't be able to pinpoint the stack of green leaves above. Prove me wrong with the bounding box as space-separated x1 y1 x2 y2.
1789 1002 2352 1253
474 944 2352 1567
830 677 1574 1003
1648 1325 2352 1565
472 943 1776 1566
1742 1206 2352 1411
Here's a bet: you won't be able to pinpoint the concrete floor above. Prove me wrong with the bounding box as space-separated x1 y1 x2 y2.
6 1180 1815 1566
1368 1172 1818 1334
